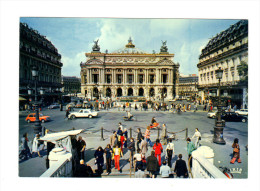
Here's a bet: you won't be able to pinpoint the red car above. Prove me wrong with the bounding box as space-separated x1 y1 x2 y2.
26 113 50 123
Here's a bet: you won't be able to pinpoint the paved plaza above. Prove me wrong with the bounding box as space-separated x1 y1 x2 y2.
19 103 248 178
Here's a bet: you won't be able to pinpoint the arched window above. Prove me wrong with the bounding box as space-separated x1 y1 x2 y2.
149 88 155 97
139 88 144 96
128 88 133 96
117 88 122 97
106 88 111 97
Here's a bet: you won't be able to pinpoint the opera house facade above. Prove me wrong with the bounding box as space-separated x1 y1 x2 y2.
80 38 180 101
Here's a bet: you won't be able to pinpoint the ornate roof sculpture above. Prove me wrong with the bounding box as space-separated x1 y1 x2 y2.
92 39 101 52
113 37 149 54
200 20 248 58
160 40 169 54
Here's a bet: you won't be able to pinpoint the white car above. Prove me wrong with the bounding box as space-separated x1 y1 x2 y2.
235 109 248 116
207 111 218 118
48 103 60 109
68 109 98 119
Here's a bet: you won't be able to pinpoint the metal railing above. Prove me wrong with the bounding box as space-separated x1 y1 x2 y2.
48 126 188 142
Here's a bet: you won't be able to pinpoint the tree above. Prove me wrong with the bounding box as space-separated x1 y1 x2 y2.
237 61 248 85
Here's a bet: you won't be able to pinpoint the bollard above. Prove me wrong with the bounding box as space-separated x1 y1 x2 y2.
130 127 132 138
185 128 188 139
129 152 132 178
157 128 160 139
101 127 104 141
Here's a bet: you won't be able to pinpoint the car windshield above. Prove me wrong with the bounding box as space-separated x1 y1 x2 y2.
39 114 43 117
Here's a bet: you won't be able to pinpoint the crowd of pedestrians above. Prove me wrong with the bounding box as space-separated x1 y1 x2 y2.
20 124 242 178
19 123 201 178
70 119 206 178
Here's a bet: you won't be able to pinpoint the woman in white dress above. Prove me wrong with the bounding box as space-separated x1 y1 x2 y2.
192 128 201 148
32 134 42 157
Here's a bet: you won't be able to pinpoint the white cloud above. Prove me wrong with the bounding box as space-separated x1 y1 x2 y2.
92 19 132 53
92 19 155 53
150 19 190 37
175 39 209 75
61 52 85 77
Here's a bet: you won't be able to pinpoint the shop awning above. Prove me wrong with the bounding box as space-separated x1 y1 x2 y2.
19 96 27 101
40 129 83 142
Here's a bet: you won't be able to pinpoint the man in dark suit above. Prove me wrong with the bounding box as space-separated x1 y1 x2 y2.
136 128 142 150
174 154 188 178
75 160 89 177
146 151 159 178
77 136 86 160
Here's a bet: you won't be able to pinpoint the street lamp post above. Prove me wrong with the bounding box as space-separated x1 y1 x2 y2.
213 67 226 144
30 66 43 135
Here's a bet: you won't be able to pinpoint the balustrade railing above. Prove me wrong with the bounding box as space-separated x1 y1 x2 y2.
40 154 72 177
191 146 227 179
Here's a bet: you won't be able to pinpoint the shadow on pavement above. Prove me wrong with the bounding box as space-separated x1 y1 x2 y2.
85 148 96 162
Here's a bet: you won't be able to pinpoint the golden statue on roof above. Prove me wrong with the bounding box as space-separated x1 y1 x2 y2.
125 37 135 48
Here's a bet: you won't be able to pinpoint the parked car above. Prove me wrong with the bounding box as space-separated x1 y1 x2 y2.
26 113 50 123
224 108 235 112
75 102 83 108
66 102 75 108
207 111 218 118
48 103 60 109
235 109 248 116
221 112 247 123
68 109 98 119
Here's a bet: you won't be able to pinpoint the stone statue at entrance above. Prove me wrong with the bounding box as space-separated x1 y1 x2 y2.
92 39 100 52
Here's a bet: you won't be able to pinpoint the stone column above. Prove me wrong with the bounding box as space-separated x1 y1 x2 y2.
123 87 127 96
81 74 84 84
155 86 159 100
175 85 179 98
102 68 106 84
134 87 138 96
113 69 115 84
101 68 104 84
98 69 101 84
135 69 138 84
159 69 161 84
156 69 159 84
146 69 148 84
170 69 173 84
88 69 91 84
168 87 173 100
123 69 126 84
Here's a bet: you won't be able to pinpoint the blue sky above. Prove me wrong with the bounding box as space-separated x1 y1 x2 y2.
20 18 240 77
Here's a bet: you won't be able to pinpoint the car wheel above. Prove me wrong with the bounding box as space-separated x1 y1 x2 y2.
41 119 45 123
89 115 93 119
27 119 31 123
212 116 216 119
71 115 76 119
242 118 246 123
